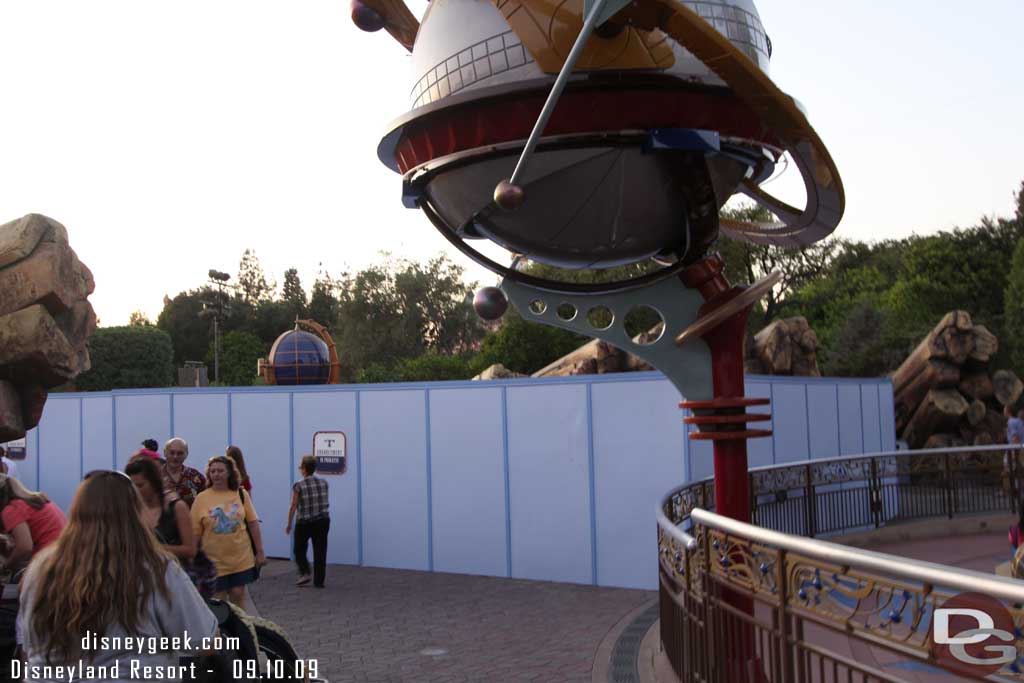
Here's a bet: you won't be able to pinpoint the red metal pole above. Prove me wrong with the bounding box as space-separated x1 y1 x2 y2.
680 254 770 682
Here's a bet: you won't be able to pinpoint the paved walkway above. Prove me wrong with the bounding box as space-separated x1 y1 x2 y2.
249 561 654 683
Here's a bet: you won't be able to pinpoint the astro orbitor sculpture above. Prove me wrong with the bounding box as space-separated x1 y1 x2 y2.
353 0 842 533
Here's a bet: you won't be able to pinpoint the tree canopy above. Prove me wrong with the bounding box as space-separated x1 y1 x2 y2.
76 326 175 391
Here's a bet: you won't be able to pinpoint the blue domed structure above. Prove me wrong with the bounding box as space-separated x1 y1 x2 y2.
267 329 331 385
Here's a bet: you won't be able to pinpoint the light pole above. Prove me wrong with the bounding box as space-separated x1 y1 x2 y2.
204 269 232 384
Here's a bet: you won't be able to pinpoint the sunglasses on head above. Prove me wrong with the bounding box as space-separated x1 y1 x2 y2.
84 470 132 482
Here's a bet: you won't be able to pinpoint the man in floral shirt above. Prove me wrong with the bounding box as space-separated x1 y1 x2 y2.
162 437 207 507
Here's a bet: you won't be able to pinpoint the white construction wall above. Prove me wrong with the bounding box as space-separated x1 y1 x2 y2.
14 372 894 590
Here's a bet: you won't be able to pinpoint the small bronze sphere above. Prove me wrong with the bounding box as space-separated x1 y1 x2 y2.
351 0 387 32
493 180 526 210
473 286 509 321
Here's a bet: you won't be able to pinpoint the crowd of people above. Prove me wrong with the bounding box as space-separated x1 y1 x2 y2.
0 438 331 680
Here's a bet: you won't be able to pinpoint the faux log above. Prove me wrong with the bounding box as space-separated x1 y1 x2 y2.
891 311 976 394
978 409 1009 444
903 388 969 449
532 323 663 378
532 339 625 378
924 433 965 449
750 317 821 376
894 359 960 433
966 399 987 426
472 363 527 381
959 372 995 401
993 369 1024 407
966 325 998 366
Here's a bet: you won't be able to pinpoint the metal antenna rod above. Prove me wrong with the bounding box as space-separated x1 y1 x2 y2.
494 0 610 208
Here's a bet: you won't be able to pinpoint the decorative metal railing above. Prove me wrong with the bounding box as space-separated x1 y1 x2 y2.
657 444 1024 682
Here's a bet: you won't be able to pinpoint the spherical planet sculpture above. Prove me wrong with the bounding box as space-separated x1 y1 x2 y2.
266 329 332 385
360 0 844 292
473 286 509 321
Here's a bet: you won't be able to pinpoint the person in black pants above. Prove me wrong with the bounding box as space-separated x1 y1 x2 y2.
286 456 330 588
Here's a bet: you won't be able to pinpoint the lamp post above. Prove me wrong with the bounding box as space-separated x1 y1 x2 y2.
204 269 232 384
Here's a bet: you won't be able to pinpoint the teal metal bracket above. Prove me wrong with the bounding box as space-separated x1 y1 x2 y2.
501 275 715 401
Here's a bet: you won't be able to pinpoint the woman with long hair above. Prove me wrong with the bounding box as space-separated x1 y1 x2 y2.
191 456 266 609
0 475 64 570
125 455 195 561
18 471 217 676
225 446 252 493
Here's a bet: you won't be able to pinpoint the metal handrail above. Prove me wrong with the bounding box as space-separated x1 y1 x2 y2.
686 507 1024 603
659 443 1024 592
657 443 1024 682
746 442 1022 475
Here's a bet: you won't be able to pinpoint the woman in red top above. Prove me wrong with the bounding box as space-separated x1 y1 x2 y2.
0 475 65 569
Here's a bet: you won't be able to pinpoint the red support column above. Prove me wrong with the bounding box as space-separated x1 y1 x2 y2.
680 253 771 683
680 254 771 524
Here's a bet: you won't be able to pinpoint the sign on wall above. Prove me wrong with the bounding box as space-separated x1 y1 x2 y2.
313 431 346 475
0 438 26 461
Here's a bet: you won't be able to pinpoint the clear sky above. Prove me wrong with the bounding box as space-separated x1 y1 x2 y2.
1 1 1021 326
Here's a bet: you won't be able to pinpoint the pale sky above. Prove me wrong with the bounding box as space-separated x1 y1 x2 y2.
1 1 1021 326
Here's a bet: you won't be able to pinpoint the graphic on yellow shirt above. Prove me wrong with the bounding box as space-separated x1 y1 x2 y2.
209 503 243 534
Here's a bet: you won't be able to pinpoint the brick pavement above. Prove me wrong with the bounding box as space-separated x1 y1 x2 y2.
249 561 654 683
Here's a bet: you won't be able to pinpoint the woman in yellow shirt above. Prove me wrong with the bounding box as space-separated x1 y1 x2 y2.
190 455 266 608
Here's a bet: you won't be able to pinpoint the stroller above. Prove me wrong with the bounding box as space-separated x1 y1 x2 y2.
0 566 322 682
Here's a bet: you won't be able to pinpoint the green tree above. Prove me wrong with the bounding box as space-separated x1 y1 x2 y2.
157 289 212 366
281 268 307 320
209 330 267 387
1005 237 1024 373
308 273 338 328
246 300 294 349
397 353 472 381
76 327 175 390
237 249 274 305
355 362 398 384
128 310 152 326
820 301 903 377
332 254 483 379
469 310 585 376
356 352 473 383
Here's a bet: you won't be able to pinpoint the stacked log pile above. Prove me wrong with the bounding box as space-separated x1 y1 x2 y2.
0 214 96 441
892 311 1015 448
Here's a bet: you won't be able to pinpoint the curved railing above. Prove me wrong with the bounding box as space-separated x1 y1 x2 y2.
657 444 1024 682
